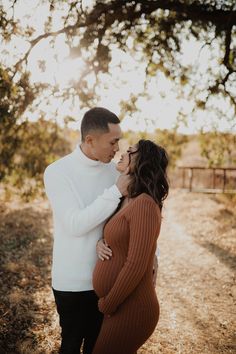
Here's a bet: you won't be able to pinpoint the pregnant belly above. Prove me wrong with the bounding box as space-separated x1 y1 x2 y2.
93 258 124 298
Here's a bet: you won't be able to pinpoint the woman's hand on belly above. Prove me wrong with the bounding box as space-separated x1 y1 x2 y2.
98 296 118 316
98 297 110 315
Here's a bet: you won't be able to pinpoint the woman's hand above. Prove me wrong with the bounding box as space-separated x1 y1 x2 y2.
96 239 112 261
98 297 112 317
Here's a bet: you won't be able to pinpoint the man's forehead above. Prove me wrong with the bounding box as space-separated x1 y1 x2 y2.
106 123 122 138
107 122 121 130
107 133 122 141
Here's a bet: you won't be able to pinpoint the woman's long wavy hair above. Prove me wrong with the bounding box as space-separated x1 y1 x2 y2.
127 139 169 210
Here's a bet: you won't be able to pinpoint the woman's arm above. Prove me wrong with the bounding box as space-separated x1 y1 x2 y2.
98 197 161 315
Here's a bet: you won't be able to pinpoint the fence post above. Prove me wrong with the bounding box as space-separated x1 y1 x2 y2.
223 169 226 192
177 166 236 193
182 168 185 188
189 168 193 191
213 168 216 189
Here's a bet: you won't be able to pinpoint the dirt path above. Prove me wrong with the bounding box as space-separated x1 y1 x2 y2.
140 190 235 354
0 190 235 353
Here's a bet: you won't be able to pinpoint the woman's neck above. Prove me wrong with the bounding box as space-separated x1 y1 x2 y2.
120 196 132 209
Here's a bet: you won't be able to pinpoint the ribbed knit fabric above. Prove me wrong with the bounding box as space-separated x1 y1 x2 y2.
92 193 161 354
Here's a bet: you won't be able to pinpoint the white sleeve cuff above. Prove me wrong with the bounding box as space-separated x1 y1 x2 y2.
155 246 160 258
109 184 122 199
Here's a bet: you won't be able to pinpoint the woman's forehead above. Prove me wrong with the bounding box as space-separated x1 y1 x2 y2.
128 144 138 151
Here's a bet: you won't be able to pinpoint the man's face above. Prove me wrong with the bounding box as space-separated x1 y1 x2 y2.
90 123 122 163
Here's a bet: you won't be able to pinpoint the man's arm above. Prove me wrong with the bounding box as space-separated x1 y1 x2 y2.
44 166 130 238
44 166 121 238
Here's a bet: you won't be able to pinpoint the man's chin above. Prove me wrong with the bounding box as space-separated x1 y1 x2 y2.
101 157 112 163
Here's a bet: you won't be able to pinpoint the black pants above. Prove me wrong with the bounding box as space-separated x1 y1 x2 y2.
53 289 103 354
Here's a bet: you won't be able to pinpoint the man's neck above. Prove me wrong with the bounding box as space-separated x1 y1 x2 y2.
80 143 98 161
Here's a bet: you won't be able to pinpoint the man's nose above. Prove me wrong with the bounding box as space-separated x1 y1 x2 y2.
114 143 119 152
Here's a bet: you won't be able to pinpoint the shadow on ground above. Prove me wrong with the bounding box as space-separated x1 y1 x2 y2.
0 202 57 353
199 241 236 272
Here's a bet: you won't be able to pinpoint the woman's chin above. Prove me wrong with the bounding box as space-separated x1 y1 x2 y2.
116 164 124 173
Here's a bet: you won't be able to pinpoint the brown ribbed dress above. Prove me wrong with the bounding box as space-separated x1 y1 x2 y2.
92 193 161 354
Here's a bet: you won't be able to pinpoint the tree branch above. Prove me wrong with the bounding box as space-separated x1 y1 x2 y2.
223 25 234 71
140 0 236 27
12 20 86 77
12 0 236 76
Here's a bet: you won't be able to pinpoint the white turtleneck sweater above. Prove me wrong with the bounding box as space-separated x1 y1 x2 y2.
44 145 121 291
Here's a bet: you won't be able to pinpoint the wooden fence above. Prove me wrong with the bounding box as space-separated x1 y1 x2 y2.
178 166 236 193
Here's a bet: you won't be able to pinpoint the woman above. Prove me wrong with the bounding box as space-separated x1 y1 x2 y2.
92 139 169 354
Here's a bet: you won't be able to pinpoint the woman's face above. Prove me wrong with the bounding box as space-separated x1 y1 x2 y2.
116 145 138 173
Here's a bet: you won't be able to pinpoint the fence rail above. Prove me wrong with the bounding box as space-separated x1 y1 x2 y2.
178 166 236 193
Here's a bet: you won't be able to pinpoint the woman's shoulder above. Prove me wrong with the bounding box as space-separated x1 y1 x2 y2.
131 193 160 211
135 192 156 203
125 193 161 221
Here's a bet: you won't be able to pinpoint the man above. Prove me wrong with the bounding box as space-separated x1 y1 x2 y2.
44 107 129 354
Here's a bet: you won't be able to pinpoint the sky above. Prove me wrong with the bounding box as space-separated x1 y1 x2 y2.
2 0 235 134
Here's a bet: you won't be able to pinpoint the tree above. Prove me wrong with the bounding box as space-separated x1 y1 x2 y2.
0 0 236 188
3 0 234 108
0 66 38 180
199 130 236 166
2 118 72 200
123 128 188 167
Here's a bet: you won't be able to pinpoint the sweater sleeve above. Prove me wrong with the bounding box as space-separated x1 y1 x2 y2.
98 197 160 315
44 166 121 238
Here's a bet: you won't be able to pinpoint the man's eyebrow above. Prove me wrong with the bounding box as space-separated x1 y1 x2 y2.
110 139 118 144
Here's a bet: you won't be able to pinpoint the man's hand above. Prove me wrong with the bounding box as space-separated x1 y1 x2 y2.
153 255 158 286
116 168 130 196
96 239 112 261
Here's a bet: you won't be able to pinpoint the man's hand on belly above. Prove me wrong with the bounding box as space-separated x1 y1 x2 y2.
96 239 113 261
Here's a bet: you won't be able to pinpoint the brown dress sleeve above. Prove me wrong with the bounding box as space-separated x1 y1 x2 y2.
98 196 161 315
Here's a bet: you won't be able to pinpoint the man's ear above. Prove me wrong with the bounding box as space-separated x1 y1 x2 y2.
84 134 94 146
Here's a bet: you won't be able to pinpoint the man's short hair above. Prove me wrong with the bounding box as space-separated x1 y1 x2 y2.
81 107 120 141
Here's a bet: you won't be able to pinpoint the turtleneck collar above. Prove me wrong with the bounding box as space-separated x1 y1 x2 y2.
73 144 102 167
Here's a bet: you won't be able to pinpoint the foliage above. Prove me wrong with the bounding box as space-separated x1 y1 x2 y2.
2 119 72 200
199 131 236 167
1 0 233 113
0 65 38 180
123 128 189 167
154 129 189 167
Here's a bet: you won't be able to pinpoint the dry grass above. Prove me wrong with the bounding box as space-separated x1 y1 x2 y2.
0 200 60 354
0 190 235 353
